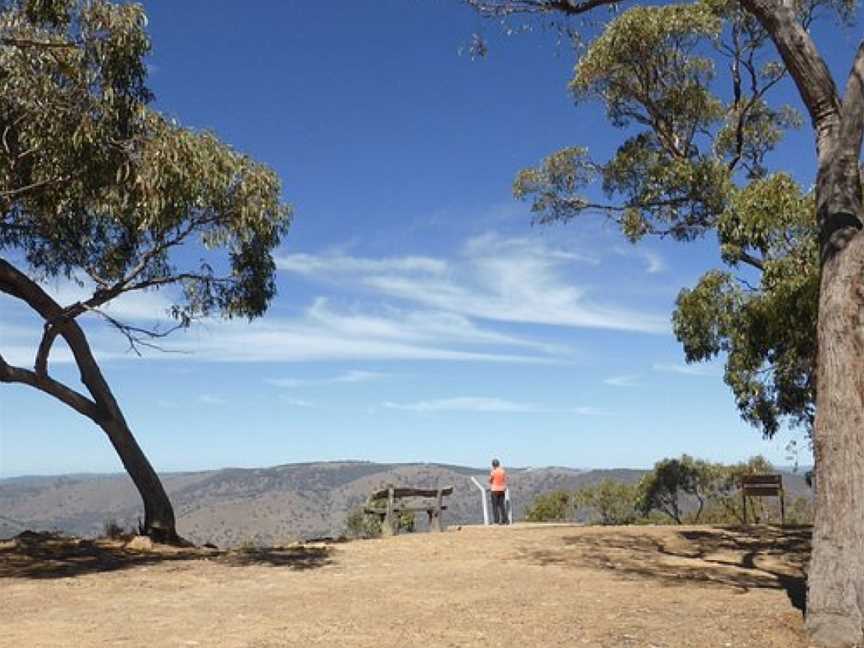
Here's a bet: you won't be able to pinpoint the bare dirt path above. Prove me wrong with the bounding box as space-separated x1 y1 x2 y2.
0 524 810 648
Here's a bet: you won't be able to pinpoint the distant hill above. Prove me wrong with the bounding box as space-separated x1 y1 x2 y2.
0 462 812 547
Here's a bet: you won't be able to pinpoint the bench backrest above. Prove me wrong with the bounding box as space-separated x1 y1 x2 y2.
369 485 454 501
741 474 783 496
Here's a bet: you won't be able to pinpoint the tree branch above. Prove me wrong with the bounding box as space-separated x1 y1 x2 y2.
0 353 100 421
95 308 190 356
0 37 76 49
738 0 841 163
0 257 121 421
737 250 765 271
35 322 61 377
0 175 73 199
32 264 225 375
839 41 864 162
465 0 619 16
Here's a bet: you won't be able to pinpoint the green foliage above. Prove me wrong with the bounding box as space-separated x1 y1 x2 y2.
343 507 383 539
503 0 832 437
525 480 639 525
101 517 127 539
1 0 291 327
573 479 640 525
635 455 784 524
637 455 813 524
513 147 597 225
673 174 819 435
636 455 713 523
571 4 723 134
237 539 261 553
398 511 416 533
786 496 815 525
525 489 574 522
343 507 415 539
699 455 777 523
525 455 806 527
637 455 780 524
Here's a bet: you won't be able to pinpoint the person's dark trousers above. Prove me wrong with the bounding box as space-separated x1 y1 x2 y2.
491 490 507 525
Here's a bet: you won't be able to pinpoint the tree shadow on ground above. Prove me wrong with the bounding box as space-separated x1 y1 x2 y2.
222 545 333 569
518 525 811 612
0 531 335 579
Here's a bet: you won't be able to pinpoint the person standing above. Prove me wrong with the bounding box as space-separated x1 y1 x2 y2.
489 458 508 525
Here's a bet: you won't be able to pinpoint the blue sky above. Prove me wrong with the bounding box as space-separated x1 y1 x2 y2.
2 1 854 476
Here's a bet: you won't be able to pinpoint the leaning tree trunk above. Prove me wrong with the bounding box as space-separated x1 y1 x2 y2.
68 316 178 541
806 151 864 647
0 258 178 542
95 405 177 541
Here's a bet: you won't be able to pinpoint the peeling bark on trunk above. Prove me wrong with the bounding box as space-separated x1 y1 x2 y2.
807 209 864 648
806 43 864 648
726 4 864 642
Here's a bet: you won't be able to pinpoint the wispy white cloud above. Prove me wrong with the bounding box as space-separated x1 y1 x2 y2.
0 341 136 367
652 362 720 377
2 232 665 368
279 397 314 408
151 291 576 365
303 298 569 355
642 251 666 274
276 253 447 277
198 394 226 405
381 396 604 415
614 245 666 275
2 290 565 366
266 369 384 388
180 316 560 364
280 233 668 334
603 374 640 387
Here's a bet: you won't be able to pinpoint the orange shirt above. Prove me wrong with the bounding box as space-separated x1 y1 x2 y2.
489 467 507 492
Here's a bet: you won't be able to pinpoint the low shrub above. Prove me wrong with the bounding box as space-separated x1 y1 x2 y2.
524 455 812 528
101 518 127 539
525 490 574 522
343 507 415 539
575 480 640 525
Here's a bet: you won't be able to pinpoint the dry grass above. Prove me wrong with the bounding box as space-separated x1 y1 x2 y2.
0 524 810 647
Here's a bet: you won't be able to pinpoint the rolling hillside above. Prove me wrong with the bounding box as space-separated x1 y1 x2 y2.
0 461 810 547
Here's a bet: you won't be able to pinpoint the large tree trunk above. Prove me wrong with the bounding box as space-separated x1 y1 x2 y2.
807 157 864 647
0 258 178 542
98 414 177 541
69 318 178 541
727 4 864 642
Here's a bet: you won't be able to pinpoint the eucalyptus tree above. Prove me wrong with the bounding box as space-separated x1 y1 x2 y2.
466 0 864 644
0 1 291 541
636 455 712 523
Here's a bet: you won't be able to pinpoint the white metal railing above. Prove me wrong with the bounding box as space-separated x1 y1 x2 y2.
470 476 513 525
469 476 489 525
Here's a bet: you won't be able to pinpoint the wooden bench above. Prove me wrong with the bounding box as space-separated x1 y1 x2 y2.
741 474 785 525
364 485 454 535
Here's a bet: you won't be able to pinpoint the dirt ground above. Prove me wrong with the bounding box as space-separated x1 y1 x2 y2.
0 524 811 648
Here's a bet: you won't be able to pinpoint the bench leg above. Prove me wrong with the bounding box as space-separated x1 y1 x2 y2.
382 487 398 536
429 509 443 533
381 515 399 538
432 488 445 532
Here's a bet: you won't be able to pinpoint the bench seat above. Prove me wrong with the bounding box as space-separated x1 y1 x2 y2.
363 505 448 515
364 485 453 535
